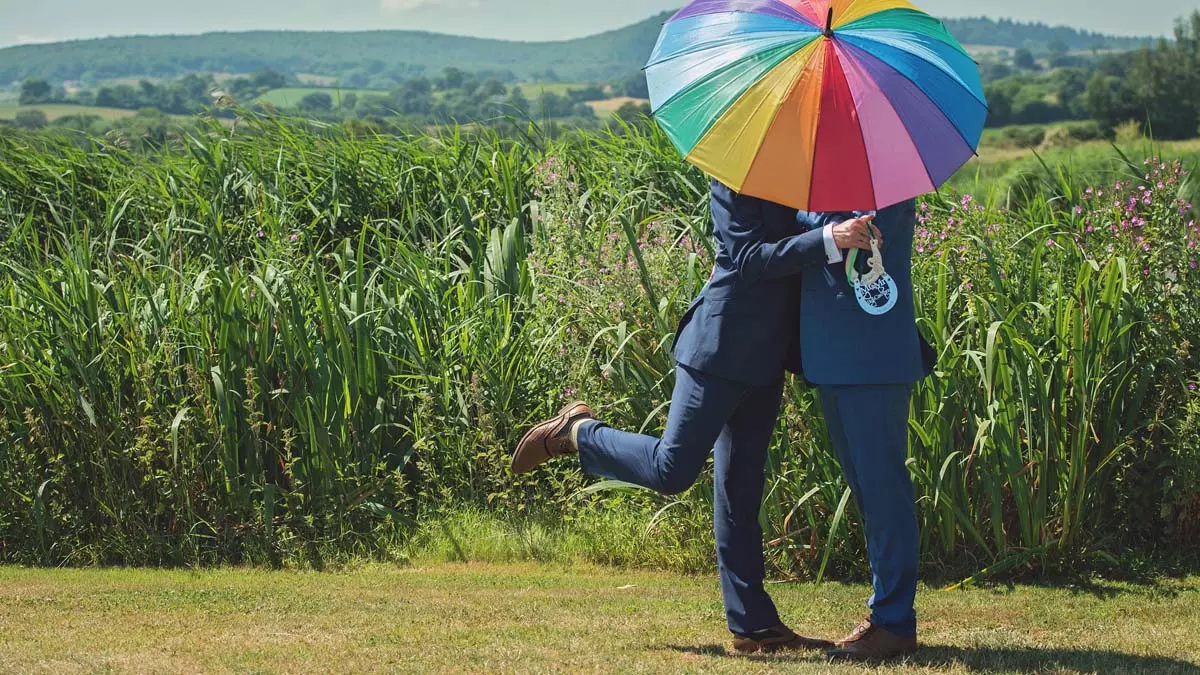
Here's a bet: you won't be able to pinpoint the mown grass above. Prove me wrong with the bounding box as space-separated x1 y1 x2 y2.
0 563 1196 674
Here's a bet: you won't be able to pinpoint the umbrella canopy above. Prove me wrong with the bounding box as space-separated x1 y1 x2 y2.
646 0 988 211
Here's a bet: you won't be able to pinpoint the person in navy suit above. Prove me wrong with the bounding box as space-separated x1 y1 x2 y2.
511 178 881 653
795 200 934 662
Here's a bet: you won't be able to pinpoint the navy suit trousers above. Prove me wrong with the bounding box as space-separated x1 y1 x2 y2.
576 364 784 635
819 384 919 637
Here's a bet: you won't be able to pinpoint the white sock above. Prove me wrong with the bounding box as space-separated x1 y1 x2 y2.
570 419 584 450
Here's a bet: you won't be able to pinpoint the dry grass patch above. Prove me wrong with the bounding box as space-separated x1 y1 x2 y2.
0 564 1196 674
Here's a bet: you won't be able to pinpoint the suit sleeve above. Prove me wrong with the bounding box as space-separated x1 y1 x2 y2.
796 210 853 230
713 188 831 283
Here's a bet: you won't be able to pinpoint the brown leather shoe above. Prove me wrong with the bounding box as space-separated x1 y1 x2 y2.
731 624 835 654
826 617 917 662
510 401 595 475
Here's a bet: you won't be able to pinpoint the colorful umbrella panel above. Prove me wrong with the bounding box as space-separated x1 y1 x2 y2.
647 0 988 211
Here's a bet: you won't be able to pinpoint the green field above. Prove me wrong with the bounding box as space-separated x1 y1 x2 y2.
253 82 633 116
512 81 598 98
962 43 1012 57
943 137 1200 195
0 563 1195 674
255 87 389 107
0 104 142 121
588 96 648 116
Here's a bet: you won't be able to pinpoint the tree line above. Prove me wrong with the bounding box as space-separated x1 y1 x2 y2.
962 12 1200 139
9 67 647 139
1085 12 1200 139
990 11 1200 140
0 15 1152 89
11 12 1198 140
18 71 287 116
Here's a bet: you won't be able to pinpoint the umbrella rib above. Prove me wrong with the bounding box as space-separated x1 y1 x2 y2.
842 40 977 183
672 1 820 27
734 47 819 192
838 8 973 58
651 38 817 124
727 95 785 192
645 31 814 70
838 29 988 107
817 40 878 212
874 86 939 199
834 0 924 30
805 43 829 214
839 39 985 154
829 41 879 212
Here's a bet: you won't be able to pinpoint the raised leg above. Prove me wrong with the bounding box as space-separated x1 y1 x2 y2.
576 365 746 495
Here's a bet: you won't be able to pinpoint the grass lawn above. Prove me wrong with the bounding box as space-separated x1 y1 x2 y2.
0 563 1196 674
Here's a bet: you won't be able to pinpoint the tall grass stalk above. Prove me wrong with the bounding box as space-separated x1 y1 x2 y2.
0 116 1195 575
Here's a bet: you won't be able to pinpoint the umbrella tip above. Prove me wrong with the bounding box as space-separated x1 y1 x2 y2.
824 8 834 36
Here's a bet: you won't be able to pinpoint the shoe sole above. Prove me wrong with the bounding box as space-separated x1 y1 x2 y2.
825 646 918 663
732 636 835 654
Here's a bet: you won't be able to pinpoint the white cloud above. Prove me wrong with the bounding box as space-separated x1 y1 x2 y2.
380 0 442 11
379 0 481 13
14 34 57 45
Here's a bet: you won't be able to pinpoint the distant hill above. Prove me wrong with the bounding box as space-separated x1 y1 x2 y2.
941 17 1153 52
0 14 671 86
0 13 1155 86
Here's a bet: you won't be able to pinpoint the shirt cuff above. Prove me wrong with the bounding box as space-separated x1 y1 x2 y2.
822 224 844 265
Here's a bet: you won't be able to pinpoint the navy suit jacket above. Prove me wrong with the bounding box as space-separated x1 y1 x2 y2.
795 200 936 386
673 180 825 386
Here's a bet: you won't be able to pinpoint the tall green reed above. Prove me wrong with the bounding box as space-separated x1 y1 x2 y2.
0 116 1195 575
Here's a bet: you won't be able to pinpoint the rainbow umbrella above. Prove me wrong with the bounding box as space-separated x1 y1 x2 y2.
646 0 987 211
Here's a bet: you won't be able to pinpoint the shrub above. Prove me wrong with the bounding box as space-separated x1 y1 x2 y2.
1115 120 1145 145
13 109 47 130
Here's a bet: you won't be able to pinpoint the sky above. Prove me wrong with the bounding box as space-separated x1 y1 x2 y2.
0 0 1193 48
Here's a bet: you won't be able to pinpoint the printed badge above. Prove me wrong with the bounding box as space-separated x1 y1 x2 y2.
847 239 898 316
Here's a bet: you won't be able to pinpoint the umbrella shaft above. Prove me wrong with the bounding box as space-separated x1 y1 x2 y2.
824 8 834 36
